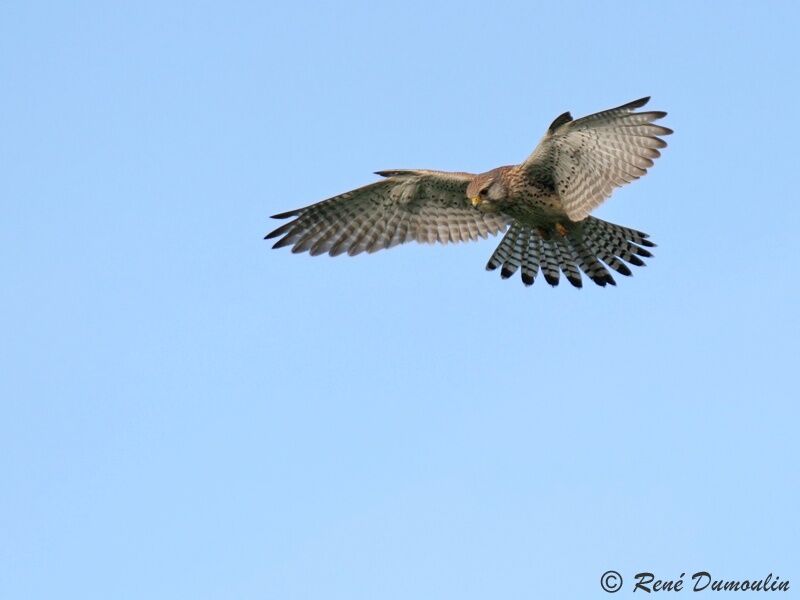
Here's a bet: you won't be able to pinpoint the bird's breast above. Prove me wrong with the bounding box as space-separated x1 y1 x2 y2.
502 184 567 225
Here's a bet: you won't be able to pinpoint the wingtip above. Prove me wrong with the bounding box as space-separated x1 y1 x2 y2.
374 170 412 178
548 111 573 133
271 237 293 250
271 209 302 220
265 221 294 240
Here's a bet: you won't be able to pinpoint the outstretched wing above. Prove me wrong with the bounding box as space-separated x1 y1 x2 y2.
520 97 672 221
265 170 511 256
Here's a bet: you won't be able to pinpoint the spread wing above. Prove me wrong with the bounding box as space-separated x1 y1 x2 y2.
265 170 511 256
520 97 672 221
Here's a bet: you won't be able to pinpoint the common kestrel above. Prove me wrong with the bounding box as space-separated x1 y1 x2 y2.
266 97 671 287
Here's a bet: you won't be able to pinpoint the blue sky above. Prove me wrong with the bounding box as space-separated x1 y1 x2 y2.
2 1 798 598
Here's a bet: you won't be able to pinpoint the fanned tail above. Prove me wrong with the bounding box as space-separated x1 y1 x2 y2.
486 217 655 288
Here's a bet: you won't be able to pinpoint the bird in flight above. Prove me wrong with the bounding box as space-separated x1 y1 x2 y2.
266 97 671 288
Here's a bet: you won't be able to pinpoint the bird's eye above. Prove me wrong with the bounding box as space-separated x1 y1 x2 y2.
479 188 488 196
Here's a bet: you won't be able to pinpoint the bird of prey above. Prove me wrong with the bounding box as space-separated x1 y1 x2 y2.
266 97 671 288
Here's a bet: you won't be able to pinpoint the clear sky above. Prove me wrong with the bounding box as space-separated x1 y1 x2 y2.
2 1 798 598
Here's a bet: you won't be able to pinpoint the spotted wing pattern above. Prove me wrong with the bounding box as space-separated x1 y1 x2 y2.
266 170 511 256
521 97 672 221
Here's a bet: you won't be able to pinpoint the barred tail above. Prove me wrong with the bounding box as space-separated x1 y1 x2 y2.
486 217 655 288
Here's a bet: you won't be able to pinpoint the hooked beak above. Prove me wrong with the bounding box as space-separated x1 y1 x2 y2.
470 196 481 207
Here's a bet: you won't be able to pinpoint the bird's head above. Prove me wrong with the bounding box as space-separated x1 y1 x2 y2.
467 171 507 212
